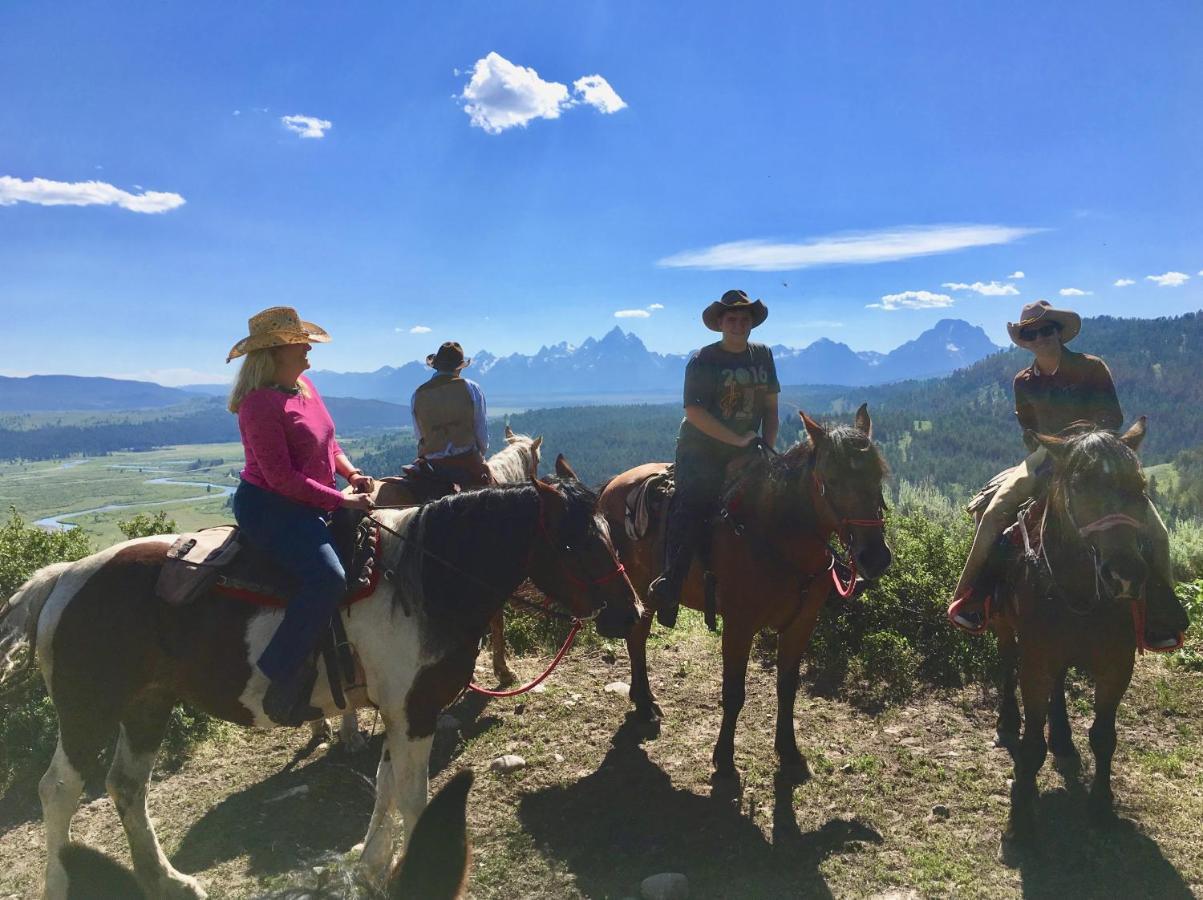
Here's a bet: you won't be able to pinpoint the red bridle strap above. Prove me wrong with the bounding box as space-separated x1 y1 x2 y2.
564 561 627 590
809 472 884 597
1076 513 1144 538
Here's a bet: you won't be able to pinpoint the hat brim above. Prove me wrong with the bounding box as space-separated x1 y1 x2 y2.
1007 309 1081 346
426 355 471 370
226 321 330 363
702 299 768 332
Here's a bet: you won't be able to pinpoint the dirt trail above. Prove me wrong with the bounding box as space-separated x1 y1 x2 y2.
1 625 1200 898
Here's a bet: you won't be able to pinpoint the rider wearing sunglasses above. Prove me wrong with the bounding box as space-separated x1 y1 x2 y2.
949 300 1188 648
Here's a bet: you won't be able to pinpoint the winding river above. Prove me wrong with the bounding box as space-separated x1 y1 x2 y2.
35 471 236 532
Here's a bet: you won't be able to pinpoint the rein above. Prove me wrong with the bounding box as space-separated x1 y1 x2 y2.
808 469 884 597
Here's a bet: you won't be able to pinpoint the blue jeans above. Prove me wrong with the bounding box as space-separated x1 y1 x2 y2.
232 480 346 682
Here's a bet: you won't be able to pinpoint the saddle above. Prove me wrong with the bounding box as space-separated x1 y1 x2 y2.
155 513 381 710
624 464 673 541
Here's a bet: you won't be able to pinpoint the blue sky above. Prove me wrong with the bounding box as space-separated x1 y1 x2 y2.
1 1 1200 384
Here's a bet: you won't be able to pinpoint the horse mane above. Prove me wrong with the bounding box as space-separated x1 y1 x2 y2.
762 426 888 497
1046 428 1146 513
488 433 537 483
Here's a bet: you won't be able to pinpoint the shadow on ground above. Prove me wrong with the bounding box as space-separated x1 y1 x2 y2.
518 715 881 898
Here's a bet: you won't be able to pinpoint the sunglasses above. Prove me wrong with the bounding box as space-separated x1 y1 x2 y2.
1018 322 1061 342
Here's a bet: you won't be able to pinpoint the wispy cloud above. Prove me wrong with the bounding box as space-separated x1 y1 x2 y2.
658 224 1041 272
1114 278 1135 287
647 303 665 310
1007 270 1025 280
281 114 332 139
0 175 185 213
409 325 432 334
942 280 1020 296
105 367 230 387
867 290 954 311
793 319 845 328
1146 271 1190 287
459 53 626 134
1059 287 1092 296
615 309 651 318
572 75 627 113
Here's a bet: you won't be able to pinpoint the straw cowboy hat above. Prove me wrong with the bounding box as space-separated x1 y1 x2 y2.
226 307 330 363
426 341 471 371
1006 300 1081 346
702 289 769 332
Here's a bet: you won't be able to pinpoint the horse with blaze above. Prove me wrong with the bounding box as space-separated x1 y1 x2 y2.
990 419 1158 854
594 406 892 781
1 470 639 899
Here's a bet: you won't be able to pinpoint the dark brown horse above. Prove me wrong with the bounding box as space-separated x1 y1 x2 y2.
990 420 1151 854
1 470 638 899
593 406 892 781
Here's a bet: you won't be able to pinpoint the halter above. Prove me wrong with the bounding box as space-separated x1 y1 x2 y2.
809 469 885 597
1039 494 1148 614
530 498 627 622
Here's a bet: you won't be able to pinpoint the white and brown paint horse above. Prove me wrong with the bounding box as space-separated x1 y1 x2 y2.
316 427 542 749
2 471 639 899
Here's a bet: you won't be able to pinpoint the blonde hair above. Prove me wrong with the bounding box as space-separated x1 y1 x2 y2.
227 347 310 413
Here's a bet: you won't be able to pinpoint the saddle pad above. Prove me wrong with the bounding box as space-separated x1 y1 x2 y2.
625 469 673 541
156 526 241 606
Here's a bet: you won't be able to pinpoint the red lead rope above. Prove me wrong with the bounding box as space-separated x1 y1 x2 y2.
467 621 581 697
810 472 884 599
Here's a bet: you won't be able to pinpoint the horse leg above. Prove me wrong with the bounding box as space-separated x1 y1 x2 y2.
40 741 86 900
1087 653 1134 826
626 608 662 724
774 583 826 783
712 626 753 780
386 727 435 855
338 711 366 752
1003 657 1055 853
359 743 399 876
1048 668 1080 766
489 611 516 686
993 621 1021 750
108 698 205 899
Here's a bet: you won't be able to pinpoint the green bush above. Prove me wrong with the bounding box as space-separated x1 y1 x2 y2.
1170 580 1203 672
1168 518 1203 582
116 510 177 540
848 630 921 706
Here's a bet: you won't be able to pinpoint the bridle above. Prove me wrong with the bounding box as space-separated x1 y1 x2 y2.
1043 493 1147 612
809 464 886 598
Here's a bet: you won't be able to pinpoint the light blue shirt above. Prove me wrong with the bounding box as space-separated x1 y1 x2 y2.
409 376 489 459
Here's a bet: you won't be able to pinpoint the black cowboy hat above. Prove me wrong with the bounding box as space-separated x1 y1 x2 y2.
426 341 471 371
702 289 769 332
1006 300 1081 346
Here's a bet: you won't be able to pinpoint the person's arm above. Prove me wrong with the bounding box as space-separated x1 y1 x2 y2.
409 389 423 451
334 450 373 493
685 405 757 447
469 380 489 453
239 395 347 511
762 393 780 448
1086 358 1124 431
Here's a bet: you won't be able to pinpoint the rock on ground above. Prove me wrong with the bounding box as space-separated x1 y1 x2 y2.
489 754 527 774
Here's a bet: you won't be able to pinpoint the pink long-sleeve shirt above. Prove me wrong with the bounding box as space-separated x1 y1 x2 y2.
238 375 345 511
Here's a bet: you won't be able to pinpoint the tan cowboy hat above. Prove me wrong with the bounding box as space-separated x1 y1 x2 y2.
702 289 769 332
1006 300 1081 346
426 341 471 371
226 306 330 363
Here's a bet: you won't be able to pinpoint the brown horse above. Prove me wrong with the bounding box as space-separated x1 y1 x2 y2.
1 471 638 899
592 406 892 781
990 420 1153 854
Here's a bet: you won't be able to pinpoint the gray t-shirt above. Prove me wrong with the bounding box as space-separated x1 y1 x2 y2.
678 341 780 451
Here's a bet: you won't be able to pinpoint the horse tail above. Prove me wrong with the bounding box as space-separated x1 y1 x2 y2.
0 560 73 690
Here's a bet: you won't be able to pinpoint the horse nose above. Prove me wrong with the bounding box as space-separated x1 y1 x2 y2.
857 541 892 580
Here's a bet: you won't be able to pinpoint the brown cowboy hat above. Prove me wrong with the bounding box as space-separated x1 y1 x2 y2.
226 306 330 363
426 341 471 371
702 289 769 332
1006 300 1081 346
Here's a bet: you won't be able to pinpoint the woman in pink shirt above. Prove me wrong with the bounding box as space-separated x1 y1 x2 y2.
226 307 373 725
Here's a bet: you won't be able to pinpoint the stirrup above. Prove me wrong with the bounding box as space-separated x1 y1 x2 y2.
948 590 991 636
649 575 679 629
1143 631 1185 653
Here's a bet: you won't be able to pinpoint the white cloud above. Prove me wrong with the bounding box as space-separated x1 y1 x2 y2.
1059 287 1092 296
409 325 432 334
281 114 333 139
1007 270 1025 279
658 224 1041 272
793 320 845 328
460 52 572 134
867 290 955 311
105 367 230 386
647 303 665 310
1146 271 1190 287
572 75 627 113
614 309 652 318
1114 278 1135 287
942 280 1020 296
0 175 185 213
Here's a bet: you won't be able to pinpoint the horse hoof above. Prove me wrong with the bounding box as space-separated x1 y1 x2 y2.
1088 799 1119 829
777 761 811 785
997 833 1027 868
634 702 662 726
1052 751 1081 775
163 873 207 900
495 669 517 688
341 728 368 753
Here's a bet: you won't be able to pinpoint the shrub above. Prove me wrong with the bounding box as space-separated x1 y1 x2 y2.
1168 518 1203 582
116 510 177 540
1170 580 1203 672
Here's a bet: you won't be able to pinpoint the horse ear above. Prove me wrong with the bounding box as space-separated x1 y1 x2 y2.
554 453 578 480
504 424 515 440
854 403 872 439
1032 430 1069 463
799 411 827 446
1119 415 1147 452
